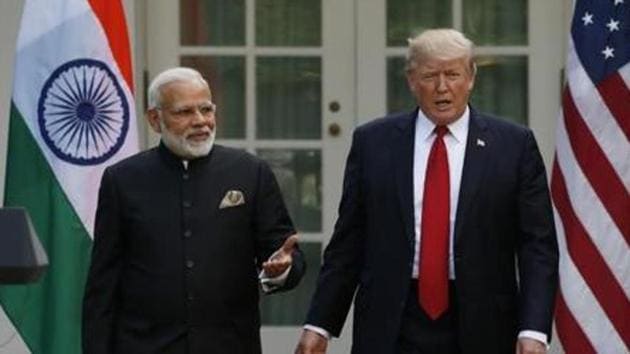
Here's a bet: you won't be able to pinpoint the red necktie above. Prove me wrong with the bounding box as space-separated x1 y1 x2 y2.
418 125 450 319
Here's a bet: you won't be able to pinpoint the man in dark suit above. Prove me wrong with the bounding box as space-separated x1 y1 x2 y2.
296 29 558 354
82 67 305 354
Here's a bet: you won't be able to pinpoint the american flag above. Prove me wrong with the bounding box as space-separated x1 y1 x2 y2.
552 0 629 353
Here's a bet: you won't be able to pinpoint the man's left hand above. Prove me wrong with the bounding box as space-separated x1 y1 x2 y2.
516 337 546 354
262 234 298 277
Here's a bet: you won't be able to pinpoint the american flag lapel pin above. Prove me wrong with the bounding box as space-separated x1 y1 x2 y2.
476 138 486 147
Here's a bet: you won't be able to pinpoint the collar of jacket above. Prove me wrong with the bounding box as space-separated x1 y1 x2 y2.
158 140 214 171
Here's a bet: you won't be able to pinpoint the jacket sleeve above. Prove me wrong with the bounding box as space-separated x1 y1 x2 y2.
253 159 305 293
82 167 123 354
305 128 366 337
516 129 559 339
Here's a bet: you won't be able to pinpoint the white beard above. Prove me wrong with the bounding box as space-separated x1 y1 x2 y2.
160 120 215 159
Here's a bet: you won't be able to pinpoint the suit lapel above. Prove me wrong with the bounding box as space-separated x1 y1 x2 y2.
454 109 488 249
393 110 418 249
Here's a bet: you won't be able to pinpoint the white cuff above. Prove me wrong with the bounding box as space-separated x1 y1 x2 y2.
518 330 548 347
258 249 292 293
303 325 331 340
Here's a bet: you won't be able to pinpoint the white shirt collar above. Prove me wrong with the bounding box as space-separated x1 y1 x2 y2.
416 106 470 143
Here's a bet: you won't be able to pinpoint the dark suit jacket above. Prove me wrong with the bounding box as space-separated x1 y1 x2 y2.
305 108 559 354
82 143 305 354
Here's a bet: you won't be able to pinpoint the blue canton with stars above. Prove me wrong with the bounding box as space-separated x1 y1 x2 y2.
572 0 630 83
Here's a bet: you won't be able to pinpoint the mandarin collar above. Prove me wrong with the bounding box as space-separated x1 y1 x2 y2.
158 141 213 170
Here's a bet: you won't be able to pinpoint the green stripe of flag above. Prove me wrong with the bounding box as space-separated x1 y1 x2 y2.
1 103 92 354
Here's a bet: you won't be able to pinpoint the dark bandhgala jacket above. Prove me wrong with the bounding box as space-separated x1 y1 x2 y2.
305 108 559 354
83 143 305 354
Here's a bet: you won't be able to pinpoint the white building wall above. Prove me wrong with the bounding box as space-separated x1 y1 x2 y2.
0 3 28 354
0 0 23 206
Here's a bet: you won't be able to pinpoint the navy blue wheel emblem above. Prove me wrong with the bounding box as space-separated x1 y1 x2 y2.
38 59 129 165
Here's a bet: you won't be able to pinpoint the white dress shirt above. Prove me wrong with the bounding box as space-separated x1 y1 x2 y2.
412 107 468 279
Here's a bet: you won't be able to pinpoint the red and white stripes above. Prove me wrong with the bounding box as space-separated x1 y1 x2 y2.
552 38 630 354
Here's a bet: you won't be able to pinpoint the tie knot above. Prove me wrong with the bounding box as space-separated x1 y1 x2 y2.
435 125 449 138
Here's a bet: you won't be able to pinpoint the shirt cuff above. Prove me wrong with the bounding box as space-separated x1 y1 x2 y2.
258 250 292 293
518 330 548 347
303 325 331 340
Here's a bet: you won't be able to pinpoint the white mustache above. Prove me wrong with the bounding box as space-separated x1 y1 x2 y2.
185 127 214 139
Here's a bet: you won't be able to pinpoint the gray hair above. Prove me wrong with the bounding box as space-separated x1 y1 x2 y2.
405 28 475 73
147 67 209 109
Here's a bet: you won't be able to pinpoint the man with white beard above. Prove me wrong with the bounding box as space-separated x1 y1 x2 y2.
82 67 305 354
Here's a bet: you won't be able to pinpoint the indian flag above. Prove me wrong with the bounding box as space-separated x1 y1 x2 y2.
0 0 138 353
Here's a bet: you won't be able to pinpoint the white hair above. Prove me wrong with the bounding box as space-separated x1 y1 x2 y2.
406 28 475 73
147 67 209 109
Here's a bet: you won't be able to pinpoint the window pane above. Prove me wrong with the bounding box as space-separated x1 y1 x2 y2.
260 242 321 325
180 0 245 46
257 149 322 232
387 0 452 47
463 0 527 45
181 56 245 138
387 57 416 114
471 56 528 125
256 0 321 46
256 57 321 139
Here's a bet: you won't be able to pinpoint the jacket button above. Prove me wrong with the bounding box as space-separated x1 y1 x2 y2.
186 260 195 269
182 173 190 180
183 230 192 238
182 201 192 208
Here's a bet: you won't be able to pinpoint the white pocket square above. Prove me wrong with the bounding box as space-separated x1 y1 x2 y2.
219 190 245 209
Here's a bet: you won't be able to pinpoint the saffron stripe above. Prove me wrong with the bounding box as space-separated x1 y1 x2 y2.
562 89 630 244
87 0 134 92
555 291 596 354
597 73 630 141
551 161 630 348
